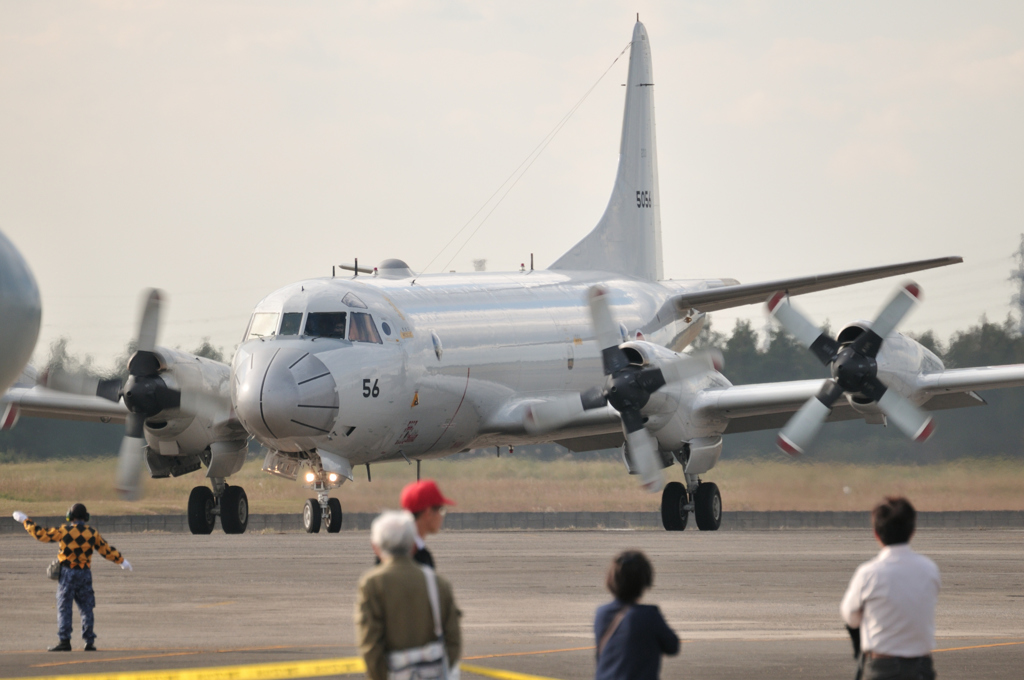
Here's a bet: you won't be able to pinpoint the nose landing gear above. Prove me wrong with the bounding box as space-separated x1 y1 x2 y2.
302 492 343 534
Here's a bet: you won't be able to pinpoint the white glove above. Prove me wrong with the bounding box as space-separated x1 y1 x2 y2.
12 511 27 523
121 559 132 572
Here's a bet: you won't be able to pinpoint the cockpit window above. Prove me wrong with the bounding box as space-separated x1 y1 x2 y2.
246 312 280 340
349 312 383 344
342 292 367 309
305 312 347 339
280 312 303 336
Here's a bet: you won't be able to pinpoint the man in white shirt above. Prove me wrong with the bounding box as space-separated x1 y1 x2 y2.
841 497 940 680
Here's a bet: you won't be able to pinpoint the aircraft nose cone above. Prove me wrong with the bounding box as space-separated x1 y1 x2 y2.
234 347 339 440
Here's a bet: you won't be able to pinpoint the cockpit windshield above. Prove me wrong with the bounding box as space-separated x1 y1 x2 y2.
280 312 303 336
305 312 347 339
349 312 383 344
246 312 280 340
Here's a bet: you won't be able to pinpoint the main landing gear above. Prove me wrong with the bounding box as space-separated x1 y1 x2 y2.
188 479 249 535
661 476 721 532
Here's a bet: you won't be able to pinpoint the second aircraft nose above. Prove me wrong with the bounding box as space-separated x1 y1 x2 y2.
234 346 339 441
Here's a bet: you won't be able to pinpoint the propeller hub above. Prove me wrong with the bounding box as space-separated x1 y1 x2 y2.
122 374 179 417
831 346 877 394
606 367 657 414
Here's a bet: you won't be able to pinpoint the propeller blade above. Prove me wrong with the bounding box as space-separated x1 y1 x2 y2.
767 292 839 365
587 286 629 375
624 425 664 492
523 395 585 434
853 283 921 358
580 386 608 411
635 367 666 393
115 413 147 501
874 383 935 442
135 289 163 354
40 369 122 403
777 380 845 456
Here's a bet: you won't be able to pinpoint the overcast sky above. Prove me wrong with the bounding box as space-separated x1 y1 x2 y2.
2 1 1022 371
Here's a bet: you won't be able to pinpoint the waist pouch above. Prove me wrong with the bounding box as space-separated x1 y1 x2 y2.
46 559 63 581
387 640 446 680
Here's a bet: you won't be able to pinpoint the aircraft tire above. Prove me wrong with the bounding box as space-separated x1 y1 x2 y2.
303 499 322 534
326 498 343 533
660 481 687 531
694 482 722 531
188 486 216 535
221 485 249 535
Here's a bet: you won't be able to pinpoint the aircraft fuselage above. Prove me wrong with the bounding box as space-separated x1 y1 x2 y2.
232 269 709 467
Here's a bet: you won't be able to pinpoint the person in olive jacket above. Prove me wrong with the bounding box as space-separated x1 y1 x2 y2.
356 510 461 680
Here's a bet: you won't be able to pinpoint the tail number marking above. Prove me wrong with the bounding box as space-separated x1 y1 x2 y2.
636 190 651 208
362 379 380 398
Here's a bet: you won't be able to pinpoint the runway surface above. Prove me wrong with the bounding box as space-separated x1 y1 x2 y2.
2 529 1023 679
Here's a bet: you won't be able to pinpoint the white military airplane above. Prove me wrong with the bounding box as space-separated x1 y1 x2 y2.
0 230 125 428
0 230 42 406
18 20 1024 534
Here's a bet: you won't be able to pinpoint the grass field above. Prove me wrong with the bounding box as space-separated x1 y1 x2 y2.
2 456 1023 517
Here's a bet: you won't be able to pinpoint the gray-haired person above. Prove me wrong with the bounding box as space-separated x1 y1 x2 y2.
355 510 461 680
841 497 940 680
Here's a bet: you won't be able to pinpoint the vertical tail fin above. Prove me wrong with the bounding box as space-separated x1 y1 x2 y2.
549 21 663 281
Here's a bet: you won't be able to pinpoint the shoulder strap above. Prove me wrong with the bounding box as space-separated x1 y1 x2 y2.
597 605 631 658
420 565 443 639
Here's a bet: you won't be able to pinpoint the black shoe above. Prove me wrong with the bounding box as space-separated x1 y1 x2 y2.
84 642 97 651
48 640 71 652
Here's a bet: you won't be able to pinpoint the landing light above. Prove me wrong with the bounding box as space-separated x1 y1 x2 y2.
305 471 316 483
328 473 339 483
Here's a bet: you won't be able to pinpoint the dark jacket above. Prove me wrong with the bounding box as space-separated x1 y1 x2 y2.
594 600 679 680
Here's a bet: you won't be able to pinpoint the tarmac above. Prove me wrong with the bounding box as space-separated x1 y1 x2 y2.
1 528 1023 679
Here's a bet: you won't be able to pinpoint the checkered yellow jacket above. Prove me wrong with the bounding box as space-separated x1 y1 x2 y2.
22 519 124 569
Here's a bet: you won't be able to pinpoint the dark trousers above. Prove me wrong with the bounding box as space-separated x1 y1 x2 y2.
57 567 95 643
858 655 935 680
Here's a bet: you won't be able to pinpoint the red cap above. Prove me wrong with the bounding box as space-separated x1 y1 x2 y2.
400 479 456 514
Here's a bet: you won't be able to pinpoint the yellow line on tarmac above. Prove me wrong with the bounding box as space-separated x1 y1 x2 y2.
464 646 594 660
10 656 367 680
30 645 344 669
934 640 1024 653
10 657 569 680
462 665 564 680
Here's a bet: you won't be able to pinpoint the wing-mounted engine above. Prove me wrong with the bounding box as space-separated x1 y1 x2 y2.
767 282 937 455
524 285 727 491
832 322 945 422
41 289 245 499
132 346 246 483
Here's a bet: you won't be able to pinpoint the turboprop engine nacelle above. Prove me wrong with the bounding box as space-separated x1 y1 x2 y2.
136 348 232 451
619 341 730 450
834 323 945 418
127 347 244 480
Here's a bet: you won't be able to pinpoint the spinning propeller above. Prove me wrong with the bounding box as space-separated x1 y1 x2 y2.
581 286 668 491
42 289 230 499
767 282 934 456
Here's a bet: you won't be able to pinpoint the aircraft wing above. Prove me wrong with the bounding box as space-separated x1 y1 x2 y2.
915 365 1024 395
1 386 128 423
669 256 962 313
694 363 1024 435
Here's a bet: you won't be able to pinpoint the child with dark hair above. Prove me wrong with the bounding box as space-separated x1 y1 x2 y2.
594 550 679 680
